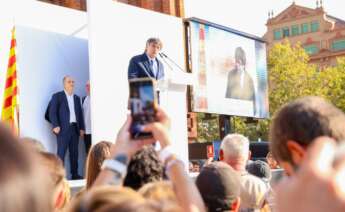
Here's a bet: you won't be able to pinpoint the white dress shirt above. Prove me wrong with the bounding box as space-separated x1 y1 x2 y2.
82 95 91 134
64 90 77 123
239 66 245 89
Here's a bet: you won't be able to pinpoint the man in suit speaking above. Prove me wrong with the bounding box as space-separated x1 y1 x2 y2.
49 76 85 179
128 37 165 80
225 47 255 102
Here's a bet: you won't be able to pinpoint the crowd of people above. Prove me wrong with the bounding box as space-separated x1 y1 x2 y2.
2 96 345 212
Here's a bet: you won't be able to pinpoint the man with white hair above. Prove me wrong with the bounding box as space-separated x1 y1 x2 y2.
220 134 268 211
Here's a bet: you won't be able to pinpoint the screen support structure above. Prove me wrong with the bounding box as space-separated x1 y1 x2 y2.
218 115 231 139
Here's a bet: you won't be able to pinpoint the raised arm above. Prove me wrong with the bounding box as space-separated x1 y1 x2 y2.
143 108 206 212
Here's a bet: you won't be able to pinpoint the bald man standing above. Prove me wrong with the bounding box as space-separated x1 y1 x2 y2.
49 76 85 180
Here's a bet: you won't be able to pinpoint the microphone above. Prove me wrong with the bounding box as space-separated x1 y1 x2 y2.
158 52 186 74
159 52 168 58
158 53 173 71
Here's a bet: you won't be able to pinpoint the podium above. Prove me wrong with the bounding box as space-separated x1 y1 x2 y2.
158 71 193 167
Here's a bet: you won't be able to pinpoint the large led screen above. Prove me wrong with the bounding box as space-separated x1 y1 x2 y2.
188 20 269 118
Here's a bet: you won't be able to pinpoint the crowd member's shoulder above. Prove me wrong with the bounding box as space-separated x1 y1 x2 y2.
241 172 268 191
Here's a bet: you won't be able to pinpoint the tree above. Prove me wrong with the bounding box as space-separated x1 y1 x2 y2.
318 57 345 111
196 113 220 143
268 40 320 114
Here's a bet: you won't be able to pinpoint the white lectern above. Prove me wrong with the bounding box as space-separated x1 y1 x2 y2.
158 71 193 166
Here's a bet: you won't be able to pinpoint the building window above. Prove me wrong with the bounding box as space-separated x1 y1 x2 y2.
301 23 309 33
304 44 319 54
291 25 300 36
311 21 319 32
282 27 290 37
274 29 282 40
331 39 345 51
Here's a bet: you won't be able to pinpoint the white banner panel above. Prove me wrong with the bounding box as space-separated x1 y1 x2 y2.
88 0 188 163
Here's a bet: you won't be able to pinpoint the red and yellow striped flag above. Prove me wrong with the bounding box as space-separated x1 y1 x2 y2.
1 27 19 134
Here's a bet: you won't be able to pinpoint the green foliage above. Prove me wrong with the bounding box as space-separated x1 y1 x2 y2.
231 117 269 141
268 40 319 114
196 113 220 143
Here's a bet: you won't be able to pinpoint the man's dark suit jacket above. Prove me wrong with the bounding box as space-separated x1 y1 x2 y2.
49 91 85 134
128 53 165 80
225 69 255 101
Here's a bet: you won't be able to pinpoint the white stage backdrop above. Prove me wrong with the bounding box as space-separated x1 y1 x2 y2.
16 25 89 152
0 1 89 177
88 0 189 163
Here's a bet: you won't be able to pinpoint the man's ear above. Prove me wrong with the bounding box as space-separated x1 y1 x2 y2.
287 140 306 166
54 189 64 209
219 149 224 161
231 197 241 212
248 150 252 160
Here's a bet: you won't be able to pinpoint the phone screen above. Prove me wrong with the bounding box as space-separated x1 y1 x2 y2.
129 79 157 139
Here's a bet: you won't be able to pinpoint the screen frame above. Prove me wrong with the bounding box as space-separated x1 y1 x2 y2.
184 17 269 119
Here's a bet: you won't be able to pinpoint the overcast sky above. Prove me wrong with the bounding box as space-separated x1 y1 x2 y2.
184 0 345 36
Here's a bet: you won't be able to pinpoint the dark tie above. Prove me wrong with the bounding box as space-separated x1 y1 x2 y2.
149 59 153 68
149 60 155 77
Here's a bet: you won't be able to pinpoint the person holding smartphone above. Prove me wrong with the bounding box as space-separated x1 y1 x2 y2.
93 106 206 212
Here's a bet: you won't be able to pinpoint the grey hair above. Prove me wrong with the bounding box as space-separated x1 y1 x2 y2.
220 134 249 158
145 37 163 50
63 75 71 84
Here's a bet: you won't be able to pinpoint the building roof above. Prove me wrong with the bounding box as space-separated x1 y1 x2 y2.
326 15 345 29
267 2 345 31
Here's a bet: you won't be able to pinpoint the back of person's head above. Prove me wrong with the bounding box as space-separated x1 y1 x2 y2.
85 141 112 189
37 152 67 210
20 137 46 152
69 186 181 212
38 152 65 186
139 181 177 203
246 160 271 181
98 199 181 212
220 134 250 170
269 96 345 173
196 162 241 212
67 186 145 212
0 123 52 212
266 151 279 169
191 160 201 172
124 146 164 190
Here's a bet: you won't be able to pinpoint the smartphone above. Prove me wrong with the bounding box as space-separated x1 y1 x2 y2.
129 78 158 139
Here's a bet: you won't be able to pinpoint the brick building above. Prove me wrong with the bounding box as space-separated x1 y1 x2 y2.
263 1 345 67
39 0 184 17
